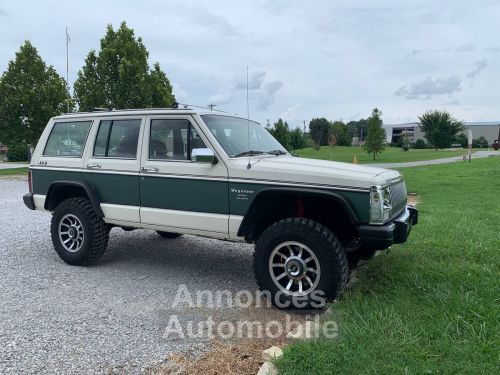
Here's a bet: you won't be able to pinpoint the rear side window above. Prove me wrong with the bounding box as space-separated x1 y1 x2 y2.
43 121 93 157
93 119 141 158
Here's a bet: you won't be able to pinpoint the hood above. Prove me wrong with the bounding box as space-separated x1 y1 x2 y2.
228 155 401 189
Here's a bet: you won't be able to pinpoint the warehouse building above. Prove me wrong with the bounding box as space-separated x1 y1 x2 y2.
384 121 500 145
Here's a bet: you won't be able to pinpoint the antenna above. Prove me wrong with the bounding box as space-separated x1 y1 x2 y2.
246 66 251 170
65 27 70 113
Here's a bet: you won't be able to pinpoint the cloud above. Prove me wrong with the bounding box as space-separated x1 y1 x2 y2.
208 91 234 105
172 82 189 102
454 43 475 53
466 59 488 79
175 6 238 36
395 76 461 100
0 7 6 16
280 103 302 121
234 70 266 90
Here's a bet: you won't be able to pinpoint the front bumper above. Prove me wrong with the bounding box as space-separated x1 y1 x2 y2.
358 205 418 250
23 193 36 210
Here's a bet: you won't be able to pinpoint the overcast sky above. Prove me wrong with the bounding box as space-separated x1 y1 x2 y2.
1 0 499 127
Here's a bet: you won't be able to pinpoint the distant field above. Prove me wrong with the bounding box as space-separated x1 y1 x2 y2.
296 146 478 164
0 167 28 176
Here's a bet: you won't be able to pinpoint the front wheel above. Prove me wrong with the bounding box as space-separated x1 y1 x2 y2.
50 198 109 265
253 218 348 309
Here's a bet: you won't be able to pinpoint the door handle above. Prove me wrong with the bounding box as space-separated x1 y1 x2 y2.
86 163 101 169
141 166 159 173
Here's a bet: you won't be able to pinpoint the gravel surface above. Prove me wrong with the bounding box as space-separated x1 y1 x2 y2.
0 178 257 374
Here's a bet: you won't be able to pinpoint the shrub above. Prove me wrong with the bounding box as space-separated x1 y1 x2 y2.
6 143 29 162
414 139 426 149
472 136 488 148
455 133 468 148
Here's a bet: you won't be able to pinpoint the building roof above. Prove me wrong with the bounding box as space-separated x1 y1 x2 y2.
384 121 500 129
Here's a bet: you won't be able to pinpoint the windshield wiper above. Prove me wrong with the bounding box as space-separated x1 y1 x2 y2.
234 150 265 157
267 149 287 156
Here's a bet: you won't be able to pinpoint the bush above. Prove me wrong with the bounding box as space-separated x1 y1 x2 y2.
472 136 488 148
414 139 426 149
6 143 29 162
455 133 468 148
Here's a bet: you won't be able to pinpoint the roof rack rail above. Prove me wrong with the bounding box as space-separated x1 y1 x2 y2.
177 103 229 113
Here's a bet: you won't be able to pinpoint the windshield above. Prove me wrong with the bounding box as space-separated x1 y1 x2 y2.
201 114 287 157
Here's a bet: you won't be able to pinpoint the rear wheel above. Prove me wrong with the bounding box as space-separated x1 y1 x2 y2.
156 231 183 239
50 198 109 265
253 218 348 309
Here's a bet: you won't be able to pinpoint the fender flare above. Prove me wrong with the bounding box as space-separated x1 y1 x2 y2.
44 180 104 217
237 187 359 237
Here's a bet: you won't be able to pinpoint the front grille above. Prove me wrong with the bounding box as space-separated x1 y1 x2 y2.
389 180 407 218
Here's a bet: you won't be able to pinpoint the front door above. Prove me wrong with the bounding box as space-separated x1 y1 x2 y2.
139 115 229 236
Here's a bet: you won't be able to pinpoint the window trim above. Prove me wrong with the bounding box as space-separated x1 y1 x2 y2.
92 118 142 160
147 118 205 162
42 120 93 158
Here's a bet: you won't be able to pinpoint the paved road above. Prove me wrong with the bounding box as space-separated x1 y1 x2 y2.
0 178 258 374
366 150 500 168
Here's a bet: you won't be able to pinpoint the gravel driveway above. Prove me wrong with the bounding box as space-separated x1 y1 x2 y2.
0 178 257 374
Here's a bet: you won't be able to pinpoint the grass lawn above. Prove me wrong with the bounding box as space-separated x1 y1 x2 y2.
276 157 500 374
0 167 28 175
296 146 482 164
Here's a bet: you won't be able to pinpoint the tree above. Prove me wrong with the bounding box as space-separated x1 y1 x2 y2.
74 22 176 111
268 118 291 150
418 110 464 150
330 120 351 146
364 108 386 160
309 118 330 149
290 127 305 151
0 41 68 146
347 119 368 141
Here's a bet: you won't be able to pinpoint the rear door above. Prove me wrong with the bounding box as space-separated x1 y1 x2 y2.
82 116 145 223
139 114 229 236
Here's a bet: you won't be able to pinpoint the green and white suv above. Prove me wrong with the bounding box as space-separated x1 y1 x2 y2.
23 108 417 307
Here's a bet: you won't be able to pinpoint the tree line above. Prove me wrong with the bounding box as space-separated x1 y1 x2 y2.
0 22 176 153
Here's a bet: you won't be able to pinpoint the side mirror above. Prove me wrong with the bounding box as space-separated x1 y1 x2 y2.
191 148 216 164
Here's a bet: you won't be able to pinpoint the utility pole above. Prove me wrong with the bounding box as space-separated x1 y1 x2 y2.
65 27 70 113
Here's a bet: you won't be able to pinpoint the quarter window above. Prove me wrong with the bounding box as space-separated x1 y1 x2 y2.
149 119 206 160
93 119 141 158
43 121 92 157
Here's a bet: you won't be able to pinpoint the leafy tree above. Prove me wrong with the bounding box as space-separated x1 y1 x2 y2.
290 127 305 151
74 22 176 111
330 120 351 146
364 108 386 160
0 41 68 146
418 110 464 150
268 118 291 150
347 119 368 141
414 139 426 149
309 118 330 149
455 133 468 148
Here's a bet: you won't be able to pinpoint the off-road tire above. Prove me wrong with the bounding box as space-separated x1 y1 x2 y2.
50 198 109 265
156 231 183 239
253 218 349 309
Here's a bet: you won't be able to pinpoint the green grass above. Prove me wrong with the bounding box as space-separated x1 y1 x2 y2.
0 167 28 175
276 157 500 374
296 146 485 164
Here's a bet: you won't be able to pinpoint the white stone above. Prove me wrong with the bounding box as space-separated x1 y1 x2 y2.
262 346 283 362
257 361 278 375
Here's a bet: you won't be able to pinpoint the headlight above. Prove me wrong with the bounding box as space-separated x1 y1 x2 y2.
369 185 392 224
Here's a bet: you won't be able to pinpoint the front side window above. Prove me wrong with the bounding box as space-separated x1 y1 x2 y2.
43 121 93 157
93 119 141 158
201 115 286 157
149 119 206 160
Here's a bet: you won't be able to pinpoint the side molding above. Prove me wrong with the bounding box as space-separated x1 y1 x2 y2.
44 180 104 217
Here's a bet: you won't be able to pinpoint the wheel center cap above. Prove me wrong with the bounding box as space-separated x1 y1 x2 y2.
285 256 306 279
69 227 77 239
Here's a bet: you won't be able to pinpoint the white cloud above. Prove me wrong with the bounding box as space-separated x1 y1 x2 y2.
395 76 462 100
466 59 488 79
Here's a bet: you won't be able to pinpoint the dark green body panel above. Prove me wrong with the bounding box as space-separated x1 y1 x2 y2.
228 181 370 223
140 176 229 214
31 169 369 223
32 169 83 195
83 173 140 206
